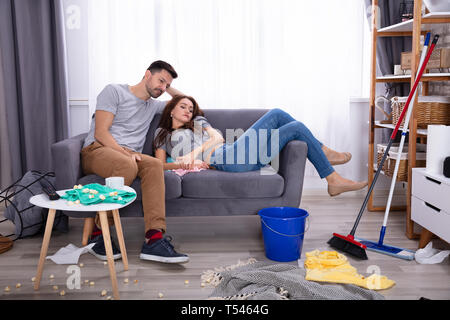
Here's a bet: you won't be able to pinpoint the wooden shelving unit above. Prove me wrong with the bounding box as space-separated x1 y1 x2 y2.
368 0 450 239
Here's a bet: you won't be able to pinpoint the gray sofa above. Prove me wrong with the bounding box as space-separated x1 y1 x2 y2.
51 109 308 220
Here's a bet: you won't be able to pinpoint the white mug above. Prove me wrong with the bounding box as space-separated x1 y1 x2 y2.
105 177 124 190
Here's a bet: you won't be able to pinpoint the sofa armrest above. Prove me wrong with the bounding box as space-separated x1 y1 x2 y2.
51 133 87 190
278 140 308 206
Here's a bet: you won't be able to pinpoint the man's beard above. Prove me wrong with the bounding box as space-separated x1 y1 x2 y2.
146 84 162 99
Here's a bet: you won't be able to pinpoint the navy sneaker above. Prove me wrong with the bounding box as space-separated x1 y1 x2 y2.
88 234 122 261
140 236 189 264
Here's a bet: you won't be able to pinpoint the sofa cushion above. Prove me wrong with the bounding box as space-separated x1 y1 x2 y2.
181 169 285 199
77 171 182 200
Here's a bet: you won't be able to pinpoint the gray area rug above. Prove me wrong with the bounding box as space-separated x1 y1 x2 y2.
201 259 384 300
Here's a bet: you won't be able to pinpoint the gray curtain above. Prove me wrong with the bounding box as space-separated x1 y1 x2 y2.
0 0 70 188
0 48 12 189
364 0 412 142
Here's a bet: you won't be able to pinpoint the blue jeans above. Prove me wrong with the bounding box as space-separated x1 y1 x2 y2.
210 108 334 178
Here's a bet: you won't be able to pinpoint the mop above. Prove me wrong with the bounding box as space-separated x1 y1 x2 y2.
328 34 440 260
354 33 436 260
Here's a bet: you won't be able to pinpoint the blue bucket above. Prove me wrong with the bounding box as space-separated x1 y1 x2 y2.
258 207 309 262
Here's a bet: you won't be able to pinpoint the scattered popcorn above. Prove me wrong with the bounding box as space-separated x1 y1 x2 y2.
134 279 138 284
123 278 129 284
73 185 79 189
106 295 112 300
4 286 11 292
103 261 107 265
114 191 118 196
79 263 84 268
31 277 36 282
184 280 189 285
78 184 83 189
89 281 95 286
109 192 115 197
99 195 106 201
75 200 80 205
49 274 55 279
118 197 123 201
200 283 205 288
89 194 95 199
84 279 89 284
67 201 74 206
59 290 66 296
16 283 22 288
82 188 90 193
53 285 59 290
101 290 107 297
158 292 164 298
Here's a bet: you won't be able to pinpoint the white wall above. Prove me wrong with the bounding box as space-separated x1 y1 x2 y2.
63 0 90 138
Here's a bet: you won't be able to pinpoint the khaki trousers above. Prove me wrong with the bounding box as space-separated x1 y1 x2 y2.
81 141 166 233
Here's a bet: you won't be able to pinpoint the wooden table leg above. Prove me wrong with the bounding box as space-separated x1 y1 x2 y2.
82 217 95 246
112 209 128 271
98 211 120 300
419 228 434 249
34 209 56 290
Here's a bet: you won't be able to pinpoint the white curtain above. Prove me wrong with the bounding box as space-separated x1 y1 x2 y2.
88 0 369 181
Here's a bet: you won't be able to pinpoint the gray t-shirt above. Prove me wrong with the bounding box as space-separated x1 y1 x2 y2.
154 116 219 160
83 84 167 153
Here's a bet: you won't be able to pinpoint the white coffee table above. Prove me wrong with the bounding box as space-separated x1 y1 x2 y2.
29 186 136 300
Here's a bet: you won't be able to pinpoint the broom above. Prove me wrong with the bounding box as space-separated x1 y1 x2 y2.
354 33 435 260
328 34 440 260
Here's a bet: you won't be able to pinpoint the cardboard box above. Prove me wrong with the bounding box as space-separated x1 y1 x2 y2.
401 48 450 70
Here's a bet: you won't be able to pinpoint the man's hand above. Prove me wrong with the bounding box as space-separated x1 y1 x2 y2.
131 154 142 162
122 148 141 162
166 86 185 98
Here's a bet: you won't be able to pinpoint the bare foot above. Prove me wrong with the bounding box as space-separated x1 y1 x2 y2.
322 146 352 166
326 172 368 197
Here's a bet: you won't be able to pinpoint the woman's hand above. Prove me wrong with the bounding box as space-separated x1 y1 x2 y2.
176 157 209 170
176 154 195 165
193 160 210 170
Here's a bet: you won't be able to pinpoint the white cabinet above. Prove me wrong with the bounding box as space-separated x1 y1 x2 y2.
411 168 450 243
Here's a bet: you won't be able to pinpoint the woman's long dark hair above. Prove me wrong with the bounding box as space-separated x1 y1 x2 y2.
153 95 204 151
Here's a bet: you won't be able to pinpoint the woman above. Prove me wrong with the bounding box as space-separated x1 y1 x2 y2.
154 95 367 196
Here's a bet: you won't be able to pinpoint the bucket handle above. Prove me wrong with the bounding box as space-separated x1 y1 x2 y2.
261 216 310 238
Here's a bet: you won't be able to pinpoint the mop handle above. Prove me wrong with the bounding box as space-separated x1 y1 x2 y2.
349 34 439 237
379 33 432 237
390 35 439 140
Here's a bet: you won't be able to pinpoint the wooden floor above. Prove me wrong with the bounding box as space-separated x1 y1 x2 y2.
0 191 449 300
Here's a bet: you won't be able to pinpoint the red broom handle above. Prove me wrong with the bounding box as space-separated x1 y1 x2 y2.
390 35 439 140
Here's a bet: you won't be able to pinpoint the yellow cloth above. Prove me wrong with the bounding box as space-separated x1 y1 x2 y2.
304 250 395 290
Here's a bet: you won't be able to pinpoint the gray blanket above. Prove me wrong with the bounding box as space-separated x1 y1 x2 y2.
202 259 384 300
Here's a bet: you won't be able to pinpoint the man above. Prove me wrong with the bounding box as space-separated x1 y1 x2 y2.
81 60 189 263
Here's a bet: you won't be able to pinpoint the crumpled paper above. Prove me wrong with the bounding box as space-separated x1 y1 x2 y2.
415 242 450 264
46 243 95 265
